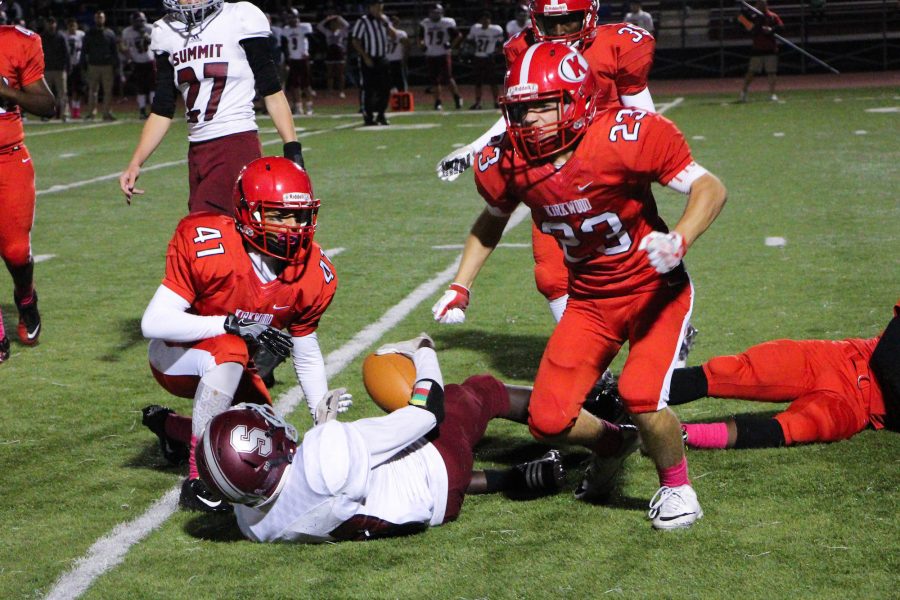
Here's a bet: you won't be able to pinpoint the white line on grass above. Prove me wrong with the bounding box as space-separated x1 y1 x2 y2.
44 204 530 600
323 247 345 258
656 97 684 113
26 121 124 137
35 123 358 197
34 254 56 263
432 243 531 250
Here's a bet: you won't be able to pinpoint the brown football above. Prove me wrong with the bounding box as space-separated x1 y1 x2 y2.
362 353 416 413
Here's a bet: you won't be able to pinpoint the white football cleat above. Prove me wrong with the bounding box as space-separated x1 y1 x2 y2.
375 332 435 358
648 484 703 530
574 424 639 503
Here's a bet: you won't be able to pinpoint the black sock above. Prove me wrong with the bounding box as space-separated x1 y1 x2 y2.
733 416 786 449
7 258 34 299
482 469 516 493
668 366 708 405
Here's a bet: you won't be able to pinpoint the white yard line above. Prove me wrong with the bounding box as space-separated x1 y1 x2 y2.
34 254 56 263
323 247 345 259
42 207 529 600
656 97 683 114
432 243 531 250
35 123 358 198
26 121 124 137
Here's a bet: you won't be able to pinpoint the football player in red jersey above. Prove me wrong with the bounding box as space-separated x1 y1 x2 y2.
434 0 657 324
670 303 900 449
0 15 56 363
451 44 727 529
139 157 350 512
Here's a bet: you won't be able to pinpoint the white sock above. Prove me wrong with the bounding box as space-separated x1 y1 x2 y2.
191 362 243 438
413 347 443 388
137 94 147 109
548 294 569 323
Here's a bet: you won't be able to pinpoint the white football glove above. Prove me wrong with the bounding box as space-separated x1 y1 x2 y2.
638 231 686 274
436 144 475 182
314 387 353 425
431 283 470 324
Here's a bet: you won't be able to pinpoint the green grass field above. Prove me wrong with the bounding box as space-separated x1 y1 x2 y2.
1 88 898 599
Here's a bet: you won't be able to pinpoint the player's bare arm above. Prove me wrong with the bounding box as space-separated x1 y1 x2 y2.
263 92 297 144
671 172 727 248
0 77 55 117
119 113 173 203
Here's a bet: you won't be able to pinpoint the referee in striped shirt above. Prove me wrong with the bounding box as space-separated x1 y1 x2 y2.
351 0 397 126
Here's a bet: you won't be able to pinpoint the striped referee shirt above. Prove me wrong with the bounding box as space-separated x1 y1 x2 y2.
350 13 392 58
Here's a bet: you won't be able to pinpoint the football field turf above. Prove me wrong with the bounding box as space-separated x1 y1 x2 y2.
1 87 897 599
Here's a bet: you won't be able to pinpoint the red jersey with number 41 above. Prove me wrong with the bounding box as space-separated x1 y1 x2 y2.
475 108 694 298
162 213 337 337
504 23 655 104
0 25 44 152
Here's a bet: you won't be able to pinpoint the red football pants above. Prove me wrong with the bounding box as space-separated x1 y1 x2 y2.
148 334 271 405
531 221 568 302
529 282 694 438
0 145 36 269
703 339 879 444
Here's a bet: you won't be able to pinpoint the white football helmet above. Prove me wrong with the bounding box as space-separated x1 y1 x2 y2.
162 0 224 27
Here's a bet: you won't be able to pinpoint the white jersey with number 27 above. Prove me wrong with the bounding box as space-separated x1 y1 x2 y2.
150 1 270 142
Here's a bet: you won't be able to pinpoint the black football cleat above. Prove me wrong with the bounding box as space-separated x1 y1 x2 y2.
141 405 189 465
179 478 232 513
14 290 41 346
515 449 566 494
0 337 9 363
583 370 629 425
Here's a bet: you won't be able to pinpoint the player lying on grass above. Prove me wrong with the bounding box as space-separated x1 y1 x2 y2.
194 333 567 543
139 157 349 513
671 302 899 449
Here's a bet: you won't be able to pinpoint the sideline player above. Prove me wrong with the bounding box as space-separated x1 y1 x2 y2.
433 0 657 324
0 15 55 363
419 3 463 110
196 334 568 542
670 304 900 449
454 44 727 528
120 11 155 120
139 157 347 512
281 7 314 116
465 11 505 110
118 0 301 215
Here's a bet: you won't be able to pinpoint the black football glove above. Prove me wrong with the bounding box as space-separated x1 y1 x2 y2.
283 141 305 168
224 314 293 358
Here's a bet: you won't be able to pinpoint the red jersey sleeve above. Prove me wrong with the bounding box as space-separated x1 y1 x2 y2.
612 110 693 186
161 221 200 304
589 24 656 97
474 142 520 216
503 30 530 66
19 30 45 87
288 248 338 337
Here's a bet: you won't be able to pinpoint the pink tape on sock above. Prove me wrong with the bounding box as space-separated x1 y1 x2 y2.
658 456 690 488
0 308 6 339
189 435 199 480
683 422 729 450
592 420 623 457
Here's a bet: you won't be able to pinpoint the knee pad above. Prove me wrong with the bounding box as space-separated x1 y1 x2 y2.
616 373 660 415
1 243 31 269
527 404 576 439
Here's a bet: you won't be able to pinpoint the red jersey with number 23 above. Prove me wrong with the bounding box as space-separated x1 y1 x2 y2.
0 25 44 152
162 213 337 337
504 23 655 104
475 108 694 298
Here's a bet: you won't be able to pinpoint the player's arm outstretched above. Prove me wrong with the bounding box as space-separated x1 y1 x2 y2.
432 208 510 324
436 116 507 181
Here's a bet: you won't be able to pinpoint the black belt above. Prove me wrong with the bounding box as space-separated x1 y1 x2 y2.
0 145 22 156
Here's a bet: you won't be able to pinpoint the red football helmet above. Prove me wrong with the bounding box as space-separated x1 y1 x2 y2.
233 157 320 263
196 403 299 507
529 0 598 45
500 42 605 163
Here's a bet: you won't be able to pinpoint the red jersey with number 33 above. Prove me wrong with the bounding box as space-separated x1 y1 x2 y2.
475 108 694 297
162 213 337 337
0 25 44 152
504 23 655 104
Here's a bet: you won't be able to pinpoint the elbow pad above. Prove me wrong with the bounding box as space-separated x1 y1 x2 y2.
151 53 176 118
240 37 282 97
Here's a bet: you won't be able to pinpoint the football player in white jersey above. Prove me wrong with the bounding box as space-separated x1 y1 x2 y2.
120 11 155 119
64 18 85 118
506 4 530 37
465 11 505 110
118 0 301 216
418 3 463 110
281 7 314 115
197 334 570 542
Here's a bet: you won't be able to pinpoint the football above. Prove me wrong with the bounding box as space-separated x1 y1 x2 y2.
362 353 416 413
